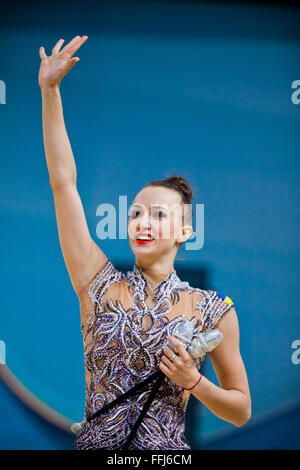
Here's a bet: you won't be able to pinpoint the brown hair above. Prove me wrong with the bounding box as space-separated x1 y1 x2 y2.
143 175 193 246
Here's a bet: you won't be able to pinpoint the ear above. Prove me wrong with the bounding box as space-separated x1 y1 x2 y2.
177 224 193 244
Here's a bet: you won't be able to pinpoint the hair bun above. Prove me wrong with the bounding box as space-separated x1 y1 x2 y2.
164 176 193 202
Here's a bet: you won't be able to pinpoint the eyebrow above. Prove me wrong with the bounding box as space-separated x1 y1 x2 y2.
131 203 168 210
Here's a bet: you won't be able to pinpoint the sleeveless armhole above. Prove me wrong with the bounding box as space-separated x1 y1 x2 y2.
88 259 121 307
205 290 235 331
78 258 122 326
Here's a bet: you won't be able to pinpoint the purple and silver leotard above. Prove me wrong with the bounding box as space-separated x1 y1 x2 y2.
72 259 234 450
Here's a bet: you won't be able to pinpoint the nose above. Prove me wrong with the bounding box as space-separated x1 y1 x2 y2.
137 212 151 231
139 214 151 232
128 212 152 241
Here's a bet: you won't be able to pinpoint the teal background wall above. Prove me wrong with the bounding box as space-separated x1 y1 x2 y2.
0 0 299 449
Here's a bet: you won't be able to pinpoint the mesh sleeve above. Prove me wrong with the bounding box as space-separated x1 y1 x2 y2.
204 290 235 331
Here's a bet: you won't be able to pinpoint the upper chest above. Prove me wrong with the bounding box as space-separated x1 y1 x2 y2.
81 277 212 377
96 277 208 339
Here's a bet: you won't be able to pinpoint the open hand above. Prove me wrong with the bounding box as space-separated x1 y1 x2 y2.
38 35 88 89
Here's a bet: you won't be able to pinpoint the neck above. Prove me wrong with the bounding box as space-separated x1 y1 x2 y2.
135 261 175 288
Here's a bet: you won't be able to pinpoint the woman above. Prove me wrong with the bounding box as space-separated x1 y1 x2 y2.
38 36 251 450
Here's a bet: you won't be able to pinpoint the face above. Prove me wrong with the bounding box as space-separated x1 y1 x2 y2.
128 186 192 263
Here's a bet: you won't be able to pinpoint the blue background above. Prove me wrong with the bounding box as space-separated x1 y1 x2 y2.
0 0 299 449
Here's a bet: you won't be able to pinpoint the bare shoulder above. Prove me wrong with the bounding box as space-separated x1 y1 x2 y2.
216 304 239 331
208 306 250 399
210 305 240 356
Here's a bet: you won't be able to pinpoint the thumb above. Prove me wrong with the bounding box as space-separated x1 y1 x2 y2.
64 57 80 74
67 57 80 69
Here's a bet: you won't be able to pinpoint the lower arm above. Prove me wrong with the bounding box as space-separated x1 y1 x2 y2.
190 373 251 427
41 85 77 189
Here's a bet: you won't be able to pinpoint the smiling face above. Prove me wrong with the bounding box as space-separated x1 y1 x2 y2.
128 186 193 265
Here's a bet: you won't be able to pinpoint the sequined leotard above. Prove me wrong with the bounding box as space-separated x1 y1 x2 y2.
72 258 234 450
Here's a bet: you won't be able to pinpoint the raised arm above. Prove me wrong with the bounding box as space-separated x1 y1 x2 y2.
38 36 108 296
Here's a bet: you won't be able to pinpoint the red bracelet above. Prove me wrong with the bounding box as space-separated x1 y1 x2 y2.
175 373 202 397
185 373 202 390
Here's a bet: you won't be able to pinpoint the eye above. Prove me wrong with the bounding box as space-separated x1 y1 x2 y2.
154 210 166 219
130 210 141 218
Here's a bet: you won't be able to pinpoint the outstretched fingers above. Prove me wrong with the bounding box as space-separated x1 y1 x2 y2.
39 46 47 60
52 38 65 55
62 35 81 52
39 36 88 61
61 35 88 58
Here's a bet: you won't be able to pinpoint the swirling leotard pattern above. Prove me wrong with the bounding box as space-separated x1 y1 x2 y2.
72 259 234 450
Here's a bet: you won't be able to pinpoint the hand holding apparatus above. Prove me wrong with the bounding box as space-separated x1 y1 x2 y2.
165 320 223 396
167 319 223 359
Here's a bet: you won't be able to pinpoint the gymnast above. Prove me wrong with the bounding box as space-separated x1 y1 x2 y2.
38 35 251 450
